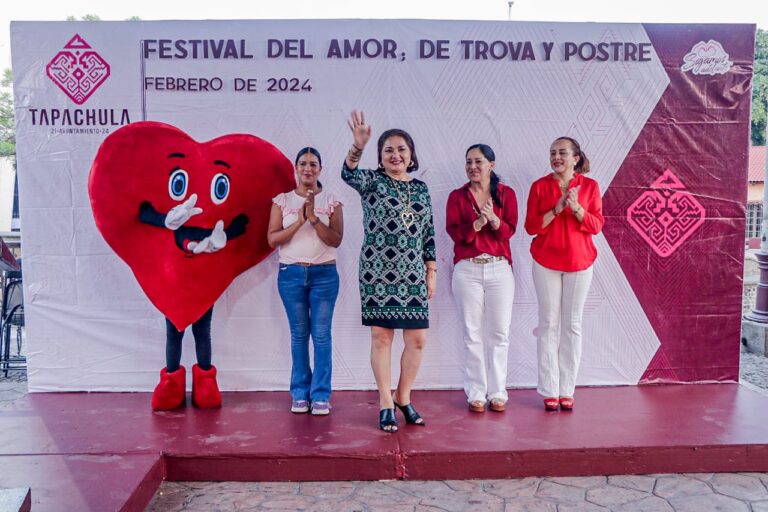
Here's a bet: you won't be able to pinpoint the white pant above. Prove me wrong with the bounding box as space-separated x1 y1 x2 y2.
451 259 515 403
532 260 593 398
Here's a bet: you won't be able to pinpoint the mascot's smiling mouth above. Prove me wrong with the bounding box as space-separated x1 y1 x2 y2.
139 200 249 254
172 215 249 252
173 213 248 253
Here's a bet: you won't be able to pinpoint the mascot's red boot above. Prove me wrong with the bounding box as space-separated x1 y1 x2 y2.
192 364 222 408
151 366 186 411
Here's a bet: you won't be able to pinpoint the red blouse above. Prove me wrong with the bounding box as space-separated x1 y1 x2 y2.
524 173 604 272
446 182 518 265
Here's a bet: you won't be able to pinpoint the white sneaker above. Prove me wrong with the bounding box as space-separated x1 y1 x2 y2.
291 400 309 413
311 401 330 415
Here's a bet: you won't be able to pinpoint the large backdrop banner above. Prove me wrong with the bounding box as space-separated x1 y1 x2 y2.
11 20 755 392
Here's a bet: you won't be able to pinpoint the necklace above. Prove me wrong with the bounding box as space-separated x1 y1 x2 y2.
295 187 319 198
388 175 415 229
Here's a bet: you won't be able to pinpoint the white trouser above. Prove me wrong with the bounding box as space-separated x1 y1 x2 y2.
532 260 593 398
451 259 515 403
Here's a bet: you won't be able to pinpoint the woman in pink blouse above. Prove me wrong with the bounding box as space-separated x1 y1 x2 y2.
268 147 344 416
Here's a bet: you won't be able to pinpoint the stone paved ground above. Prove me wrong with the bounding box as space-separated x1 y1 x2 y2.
146 473 768 511
2 356 768 511
0 371 28 411
740 351 768 389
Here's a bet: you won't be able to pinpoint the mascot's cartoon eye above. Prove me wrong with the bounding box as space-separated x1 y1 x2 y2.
211 173 230 204
168 169 188 200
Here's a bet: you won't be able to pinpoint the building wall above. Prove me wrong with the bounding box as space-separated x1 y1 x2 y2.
0 157 15 232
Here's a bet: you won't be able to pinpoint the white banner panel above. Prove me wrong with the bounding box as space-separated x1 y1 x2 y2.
11 20 668 391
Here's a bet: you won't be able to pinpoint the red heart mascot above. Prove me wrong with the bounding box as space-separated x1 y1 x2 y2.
89 121 294 410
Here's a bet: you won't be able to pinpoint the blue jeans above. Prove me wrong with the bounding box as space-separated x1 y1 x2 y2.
277 263 339 402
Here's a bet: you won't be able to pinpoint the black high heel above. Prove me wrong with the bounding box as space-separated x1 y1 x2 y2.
379 408 398 433
394 401 425 426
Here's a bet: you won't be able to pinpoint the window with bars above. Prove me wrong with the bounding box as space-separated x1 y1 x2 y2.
747 202 763 239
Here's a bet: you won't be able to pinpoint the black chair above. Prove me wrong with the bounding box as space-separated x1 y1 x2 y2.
1 273 25 376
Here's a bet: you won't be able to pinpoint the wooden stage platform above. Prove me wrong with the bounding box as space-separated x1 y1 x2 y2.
1 384 767 511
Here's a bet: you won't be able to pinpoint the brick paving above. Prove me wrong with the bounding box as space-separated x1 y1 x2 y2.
1 354 768 511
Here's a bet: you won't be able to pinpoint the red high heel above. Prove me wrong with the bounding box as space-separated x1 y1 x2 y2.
151 366 186 411
559 397 574 411
192 364 222 408
543 397 559 411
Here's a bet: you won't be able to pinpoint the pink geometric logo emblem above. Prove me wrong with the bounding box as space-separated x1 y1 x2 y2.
46 34 110 105
626 169 705 258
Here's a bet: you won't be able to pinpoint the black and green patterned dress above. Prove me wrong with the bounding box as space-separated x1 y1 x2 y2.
342 163 436 329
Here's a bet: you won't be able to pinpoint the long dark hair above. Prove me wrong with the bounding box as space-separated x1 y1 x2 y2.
295 147 323 188
377 129 419 173
466 143 502 207
554 137 591 174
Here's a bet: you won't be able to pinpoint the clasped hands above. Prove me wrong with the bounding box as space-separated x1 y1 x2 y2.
163 193 228 254
473 199 501 231
292 190 319 227
554 186 582 216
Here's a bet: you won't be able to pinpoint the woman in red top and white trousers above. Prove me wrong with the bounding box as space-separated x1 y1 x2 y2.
525 137 604 411
447 144 518 413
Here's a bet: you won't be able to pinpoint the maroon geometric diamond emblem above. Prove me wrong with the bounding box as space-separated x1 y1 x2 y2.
626 169 706 258
46 34 110 105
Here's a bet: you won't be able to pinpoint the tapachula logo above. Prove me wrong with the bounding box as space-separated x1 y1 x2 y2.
46 34 111 105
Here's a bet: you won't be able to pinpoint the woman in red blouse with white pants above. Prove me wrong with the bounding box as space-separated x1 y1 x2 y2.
447 144 518 413
524 137 604 411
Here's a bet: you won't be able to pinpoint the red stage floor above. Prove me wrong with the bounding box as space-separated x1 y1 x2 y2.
1 384 767 511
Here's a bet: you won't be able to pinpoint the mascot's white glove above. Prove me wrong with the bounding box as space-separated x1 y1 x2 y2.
164 193 203 230
188 220 227 254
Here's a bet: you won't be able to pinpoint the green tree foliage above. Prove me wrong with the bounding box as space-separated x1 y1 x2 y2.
66 15 102 21
753 29 768 146
66 14 140 21
0 69 14 157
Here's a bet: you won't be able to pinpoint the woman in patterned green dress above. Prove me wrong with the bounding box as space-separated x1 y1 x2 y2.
342 111 437 433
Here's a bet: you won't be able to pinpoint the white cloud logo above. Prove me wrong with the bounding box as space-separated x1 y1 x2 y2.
681 40 733 76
